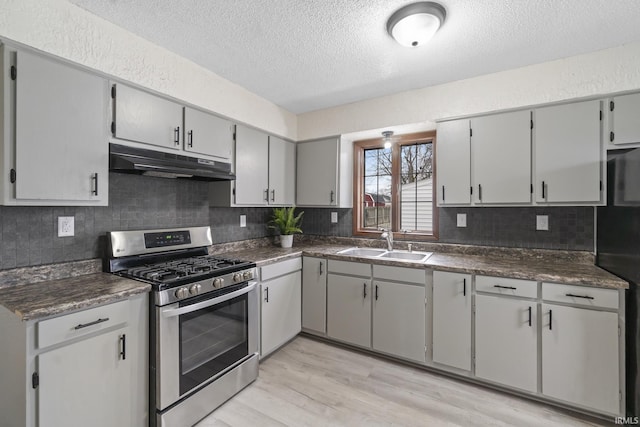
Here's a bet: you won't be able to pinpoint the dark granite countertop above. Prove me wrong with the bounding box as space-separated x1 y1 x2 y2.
0 273 150 321
218 243 628 290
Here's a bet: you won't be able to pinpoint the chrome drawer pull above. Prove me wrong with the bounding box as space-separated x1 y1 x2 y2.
494 285 517 290
74 317 109 330
565 293 595 300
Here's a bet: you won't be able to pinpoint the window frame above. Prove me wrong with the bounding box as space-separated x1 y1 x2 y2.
352 130 438 240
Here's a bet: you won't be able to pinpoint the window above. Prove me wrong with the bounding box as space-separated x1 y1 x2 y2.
353 131 437 239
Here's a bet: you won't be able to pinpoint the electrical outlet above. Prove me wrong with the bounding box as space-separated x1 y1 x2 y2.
457 213 467 227
536 215 549 231
58 216 74 237
331 212 338 223
240 215 247 228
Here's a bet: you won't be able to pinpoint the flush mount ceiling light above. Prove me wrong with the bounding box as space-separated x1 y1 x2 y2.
387 2 446 47
382 131 394 149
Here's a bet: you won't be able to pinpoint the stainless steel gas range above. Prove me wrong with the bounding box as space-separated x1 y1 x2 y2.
105 226 259 427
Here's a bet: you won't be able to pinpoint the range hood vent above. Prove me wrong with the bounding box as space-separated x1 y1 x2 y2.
109 143 235 181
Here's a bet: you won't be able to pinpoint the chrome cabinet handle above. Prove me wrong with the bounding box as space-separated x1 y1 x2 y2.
463 278 466 296
188 130 193 147
264 189 269 201
541 181 546 199
363 283 367 299
494 285 517 290
528 307 532 327
442 185 445 202
478 184 482 201
271 189 275 202
375 285 379 301
119 334 126 360
549 310 553 331
330 190 335 203
74 317 109 330
319 261 323 276
264 286 269 303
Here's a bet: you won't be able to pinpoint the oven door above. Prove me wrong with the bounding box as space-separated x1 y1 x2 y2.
156 281 259 410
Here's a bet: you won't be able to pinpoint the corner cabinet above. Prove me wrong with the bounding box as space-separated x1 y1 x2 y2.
0 294 148 427
470 110 532 204
436 119 471 205
608 92 640 145
0 45 108 206
533 100 602 204
296 137 352 207
260 258 302 358
301 257 327 335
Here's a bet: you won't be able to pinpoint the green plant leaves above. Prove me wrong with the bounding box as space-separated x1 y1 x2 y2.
268 206 304 235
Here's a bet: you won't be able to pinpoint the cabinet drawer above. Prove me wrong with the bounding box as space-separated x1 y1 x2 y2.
373 265 424 285
38 300 129 349
328 260 370 277
476 276 537 299
261 257 302 281
542 283 619 310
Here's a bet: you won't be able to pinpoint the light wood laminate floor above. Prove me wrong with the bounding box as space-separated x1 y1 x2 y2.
196 336 609 427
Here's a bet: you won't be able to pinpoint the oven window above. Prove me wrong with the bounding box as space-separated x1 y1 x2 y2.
179 292 248 395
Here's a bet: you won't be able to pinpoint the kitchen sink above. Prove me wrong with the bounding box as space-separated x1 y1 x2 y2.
337 247 387 257
379 251 432 262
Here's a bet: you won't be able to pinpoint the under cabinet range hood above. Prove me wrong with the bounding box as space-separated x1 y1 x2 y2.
109 143 235 181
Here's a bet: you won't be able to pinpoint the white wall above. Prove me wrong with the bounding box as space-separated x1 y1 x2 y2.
298 42 640 141
0 0 297 140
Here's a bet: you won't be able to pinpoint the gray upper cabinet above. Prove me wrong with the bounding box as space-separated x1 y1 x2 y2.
268 136 295 205
534 100 602 204
436 119 471 205
609 92 640 145
470 110 531 204
1 46 108 205
112 83 183 150
184 107 234 162
296 137 339 206
234 124 269 205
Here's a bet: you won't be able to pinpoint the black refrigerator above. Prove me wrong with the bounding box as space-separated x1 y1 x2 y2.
597 147 640 416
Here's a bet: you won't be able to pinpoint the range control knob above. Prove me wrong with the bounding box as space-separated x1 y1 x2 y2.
233 273 242 283
174 287 189 299
243 271 253 280
213 278 224 288
189 284 202 296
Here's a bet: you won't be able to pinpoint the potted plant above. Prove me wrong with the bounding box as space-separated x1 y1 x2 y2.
269 206 304 248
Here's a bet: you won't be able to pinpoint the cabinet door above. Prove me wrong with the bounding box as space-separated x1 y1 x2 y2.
296 138 338 206
327 273 371 348
432 271 471 371
261 271 302 357
475 295 537 392
38 328 130 427
184 107 234 161
14 50 107 202
534 101 602 203
268 136 296 205
113 83 183 150
610 93 640 145
471 111 531 204
234 125 269 205
373 281 425 363
302 257 327 334
436 119 471 205
541 304 619 414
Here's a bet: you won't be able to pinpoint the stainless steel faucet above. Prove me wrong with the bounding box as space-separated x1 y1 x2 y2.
380 229 393 251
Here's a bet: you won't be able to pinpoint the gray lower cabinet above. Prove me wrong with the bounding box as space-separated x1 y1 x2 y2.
301 256 327 335
260 258 302 357
475 294 537 392
432 270 472 371
327 272 372 348
541 303 620 414
1 45 108 205
0 294 148 427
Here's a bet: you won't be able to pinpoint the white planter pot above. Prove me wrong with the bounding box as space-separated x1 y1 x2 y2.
280 234 294 248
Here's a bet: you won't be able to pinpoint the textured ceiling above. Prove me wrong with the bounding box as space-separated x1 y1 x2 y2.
69 0 640 114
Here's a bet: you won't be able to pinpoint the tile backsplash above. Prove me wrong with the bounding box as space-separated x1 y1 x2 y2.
0 173 596 271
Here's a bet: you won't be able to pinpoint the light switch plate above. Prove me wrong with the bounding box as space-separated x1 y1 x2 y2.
58 216 74 237
240 215 247 228
457 213 467 228
331 212 338 223
536 215 549 231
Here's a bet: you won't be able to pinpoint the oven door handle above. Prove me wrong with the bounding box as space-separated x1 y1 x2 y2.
162 282 257 318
